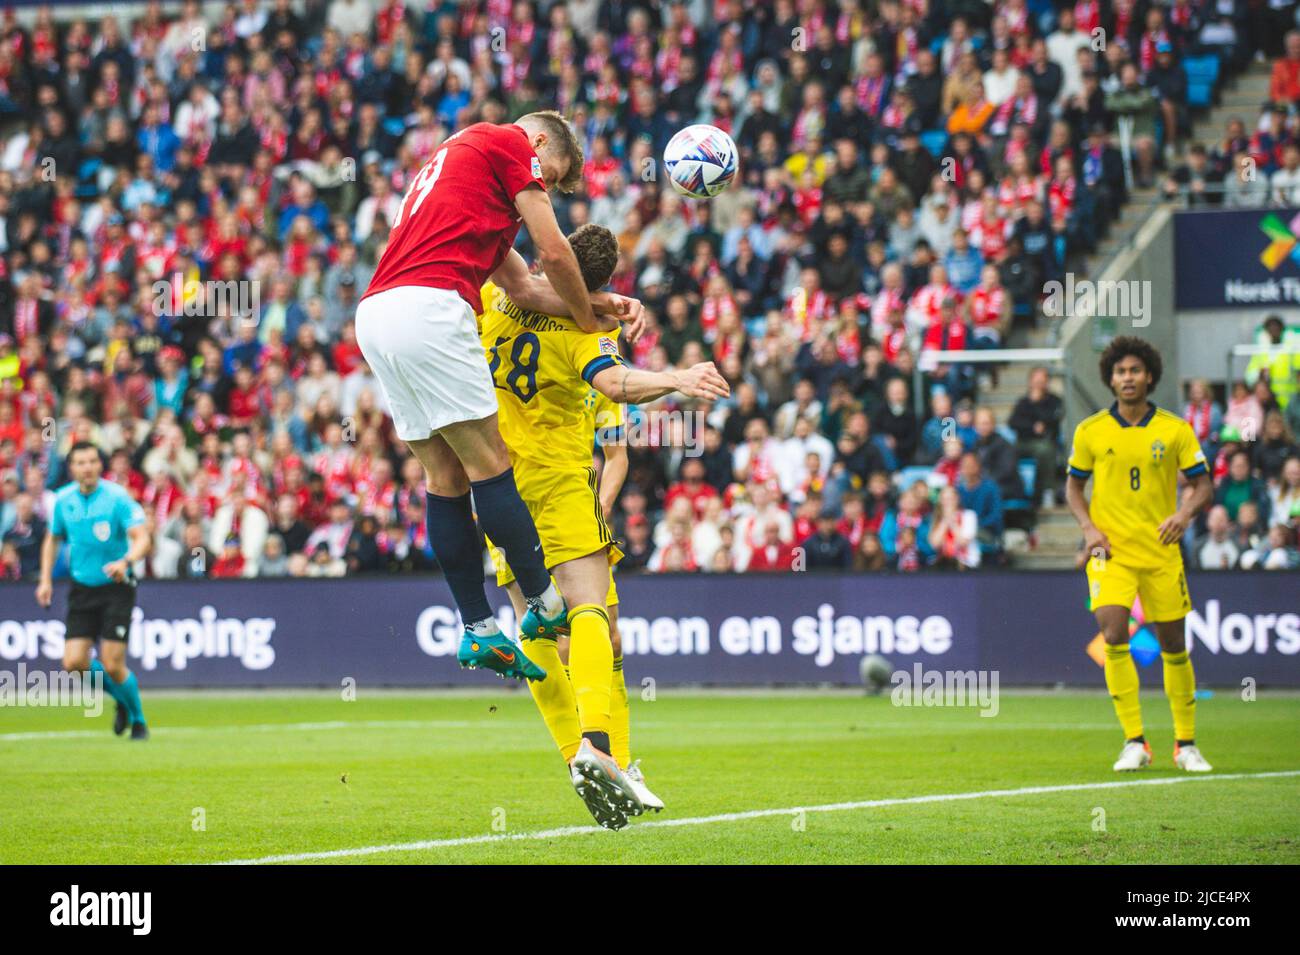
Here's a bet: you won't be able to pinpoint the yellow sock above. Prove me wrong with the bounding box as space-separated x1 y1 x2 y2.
1104 642 1144 740
568 604 613 736
609 655 630 769
520 637 581 761
1162 649 1197 742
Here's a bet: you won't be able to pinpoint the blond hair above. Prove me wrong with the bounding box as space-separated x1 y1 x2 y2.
517 110 584 193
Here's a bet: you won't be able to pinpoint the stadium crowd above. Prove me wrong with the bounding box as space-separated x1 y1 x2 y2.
0 0 1295 581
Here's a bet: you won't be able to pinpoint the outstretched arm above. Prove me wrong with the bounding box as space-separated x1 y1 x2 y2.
590 361 731 406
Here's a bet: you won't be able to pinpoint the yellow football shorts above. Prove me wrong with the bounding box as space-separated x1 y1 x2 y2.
487 463 622 606
1085 554 1192 622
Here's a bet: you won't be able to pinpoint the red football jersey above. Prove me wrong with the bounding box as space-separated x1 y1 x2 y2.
363 122 547 314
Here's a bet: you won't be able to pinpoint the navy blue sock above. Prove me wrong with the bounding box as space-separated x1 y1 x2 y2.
425 491 494 626
470 468 550 598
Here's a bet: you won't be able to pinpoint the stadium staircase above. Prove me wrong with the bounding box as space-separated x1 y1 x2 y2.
990 59 1275 569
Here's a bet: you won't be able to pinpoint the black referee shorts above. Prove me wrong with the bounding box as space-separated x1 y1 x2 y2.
66 581 136 643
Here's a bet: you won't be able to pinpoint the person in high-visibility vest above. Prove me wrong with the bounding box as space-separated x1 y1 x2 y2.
1245 315 1300 410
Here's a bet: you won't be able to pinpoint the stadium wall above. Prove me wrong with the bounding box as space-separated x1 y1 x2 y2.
1061 205 1180 435
1 573 1296 687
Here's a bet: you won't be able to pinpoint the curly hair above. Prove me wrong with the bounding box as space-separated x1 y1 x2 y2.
567 224 619 292
1099 335 1163 391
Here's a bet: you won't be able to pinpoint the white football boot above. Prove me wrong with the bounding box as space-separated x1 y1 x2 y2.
571 739 643 830
624 759 665 813
1113 739 1152 771
1173 744 1213 772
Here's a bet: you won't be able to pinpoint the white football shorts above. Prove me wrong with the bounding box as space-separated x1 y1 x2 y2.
354 285 497 441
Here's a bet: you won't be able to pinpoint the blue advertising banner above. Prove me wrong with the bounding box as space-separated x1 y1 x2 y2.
1 573 1297 686
1174 207 1300 309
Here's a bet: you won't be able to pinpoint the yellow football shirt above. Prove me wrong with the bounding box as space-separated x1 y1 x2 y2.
1067 403 1207 569
479 282 625 469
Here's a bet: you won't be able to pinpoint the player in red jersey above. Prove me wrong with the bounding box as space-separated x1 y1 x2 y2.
355 111 640 681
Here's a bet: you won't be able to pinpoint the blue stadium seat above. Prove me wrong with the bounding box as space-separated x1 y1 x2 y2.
1183 54 1221 84
75 158 101 199
1183 54 1221 108
1003 458 1038 513
1017 458 1037 499
920 130 948 159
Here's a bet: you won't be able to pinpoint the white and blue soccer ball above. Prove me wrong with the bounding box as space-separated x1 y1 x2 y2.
859 653 892 694
663 124 738 199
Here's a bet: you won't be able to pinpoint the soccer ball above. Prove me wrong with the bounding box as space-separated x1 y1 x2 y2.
859 654 892 694
663 124 738 199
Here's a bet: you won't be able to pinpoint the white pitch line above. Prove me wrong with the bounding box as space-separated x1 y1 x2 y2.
0 719 480 742
0 719 1122 743
213 769 1300 865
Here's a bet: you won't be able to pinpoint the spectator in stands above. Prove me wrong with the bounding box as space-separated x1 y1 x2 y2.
1105 62 1159 187
1271 143 1300 206
1231 500 1266 557
1271 456 1300 527
1 492 43 579
1218 449 1272 524
1163 143 1217 206
926 484 981 570
956 451 1004 553
878 484 930 563
801 509 853 570
1008 367 1064 507
619 514 652 573
665 458 720 521
1225 381 1264 441
1269 32 1300 104
1248 524 1300 570
972 407 1025 502
1254 412 1298 483
872 377 919 468
1196 505 1240 570
1184 378 1224 463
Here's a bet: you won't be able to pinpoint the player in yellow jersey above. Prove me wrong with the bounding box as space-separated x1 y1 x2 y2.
1065 337 1214 773
481 224 729 828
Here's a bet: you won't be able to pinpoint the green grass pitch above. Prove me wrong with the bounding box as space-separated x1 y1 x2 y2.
2 689 1297 864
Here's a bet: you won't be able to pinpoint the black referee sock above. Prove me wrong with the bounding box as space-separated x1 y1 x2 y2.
470 468 550 598
425 491 494 626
